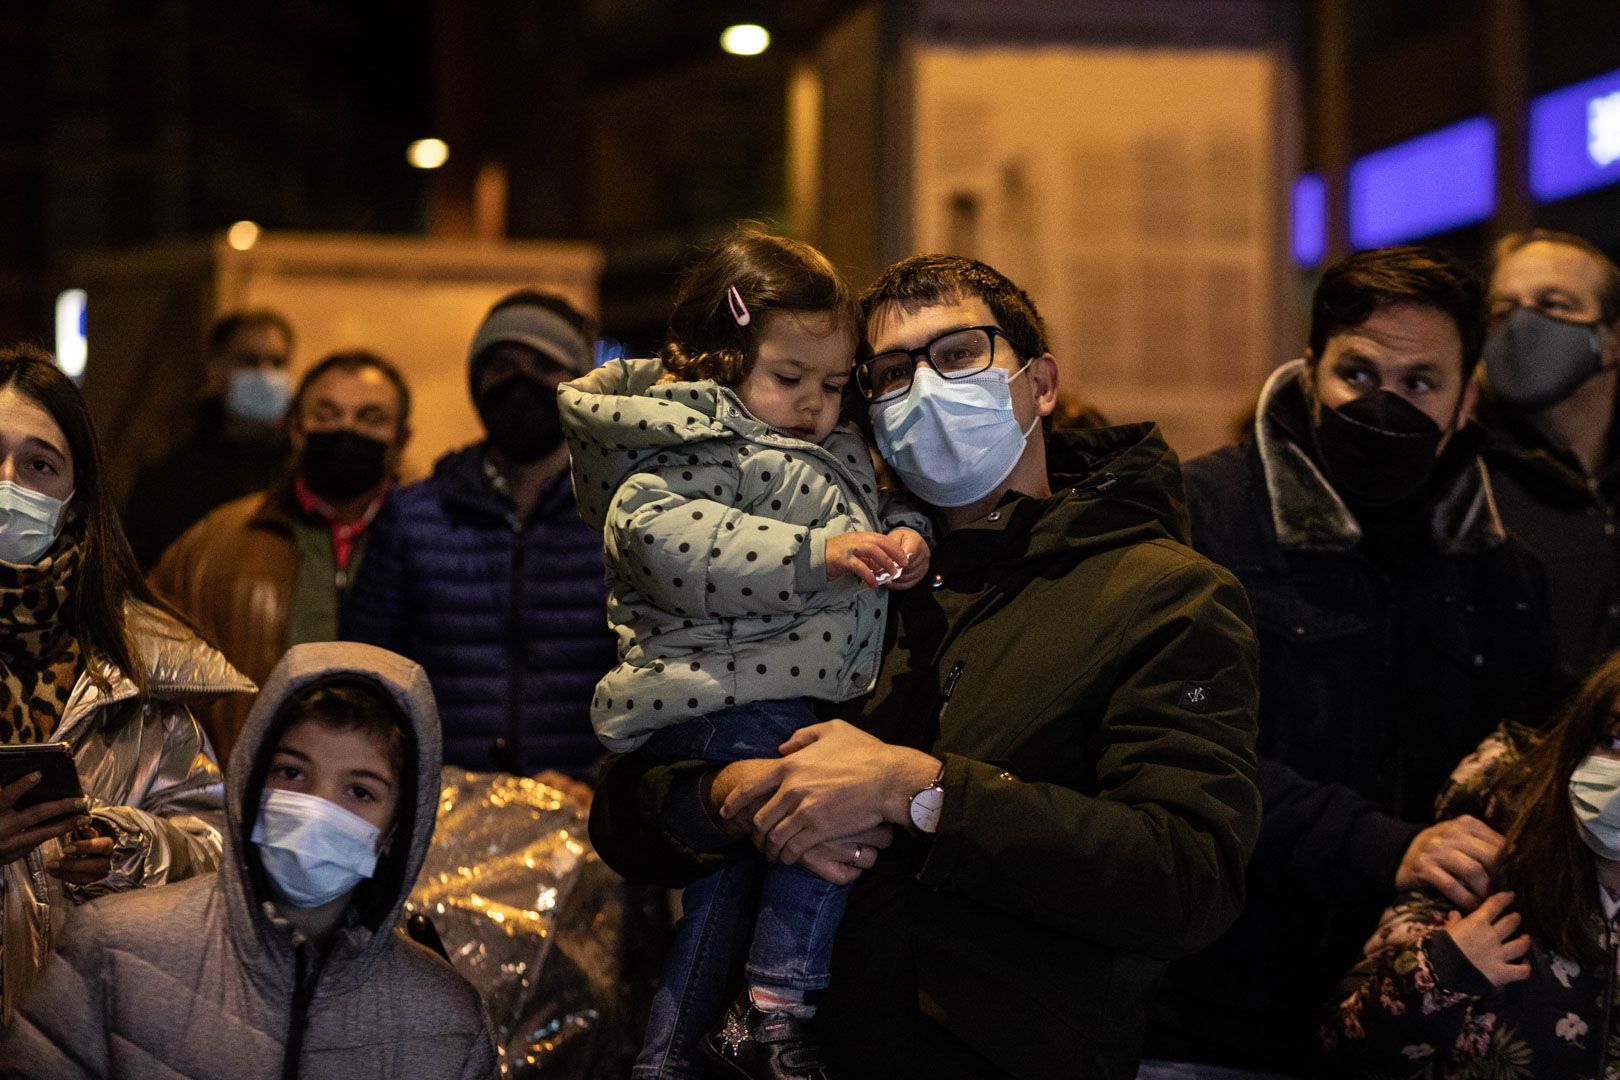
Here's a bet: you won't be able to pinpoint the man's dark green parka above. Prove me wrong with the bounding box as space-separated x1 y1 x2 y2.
590 423 1262 1080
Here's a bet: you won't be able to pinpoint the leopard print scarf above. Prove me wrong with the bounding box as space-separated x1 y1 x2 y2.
0 538 85 744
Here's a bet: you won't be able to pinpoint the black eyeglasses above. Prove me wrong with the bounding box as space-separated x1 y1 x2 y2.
854 325 1017 404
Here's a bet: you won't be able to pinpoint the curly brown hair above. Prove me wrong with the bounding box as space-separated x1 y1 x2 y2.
660 223 859 387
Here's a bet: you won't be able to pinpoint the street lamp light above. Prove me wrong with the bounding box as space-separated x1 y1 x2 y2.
407 138 450 170
226 220 260 251
720 24 770 57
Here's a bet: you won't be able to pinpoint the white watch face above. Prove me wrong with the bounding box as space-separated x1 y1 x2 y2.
910 785 944 833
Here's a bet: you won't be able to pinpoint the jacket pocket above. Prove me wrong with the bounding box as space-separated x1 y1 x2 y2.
1249 587 1365 645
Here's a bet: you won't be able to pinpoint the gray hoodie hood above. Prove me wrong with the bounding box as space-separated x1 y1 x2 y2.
222 641 443 996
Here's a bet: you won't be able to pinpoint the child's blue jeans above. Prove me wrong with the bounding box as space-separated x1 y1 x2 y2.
631 697 851 1080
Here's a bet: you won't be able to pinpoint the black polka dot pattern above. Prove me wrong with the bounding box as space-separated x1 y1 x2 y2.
574 380 914 742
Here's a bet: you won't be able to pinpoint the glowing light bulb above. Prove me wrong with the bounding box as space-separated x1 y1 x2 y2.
407 138 450 170
226 220 260 251
720 24 770 56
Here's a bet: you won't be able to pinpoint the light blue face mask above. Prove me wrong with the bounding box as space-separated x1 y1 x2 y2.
870 363 1039 509
226 367 294 423
251 788 383 908
1570 753 1620 861
0 481 69 566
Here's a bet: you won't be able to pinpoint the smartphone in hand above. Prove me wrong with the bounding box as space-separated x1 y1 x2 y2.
0 743 83 814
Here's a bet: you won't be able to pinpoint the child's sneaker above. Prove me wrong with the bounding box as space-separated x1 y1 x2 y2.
700 991 831 1079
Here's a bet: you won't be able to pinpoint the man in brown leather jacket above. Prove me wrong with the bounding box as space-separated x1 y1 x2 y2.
150 351 412 765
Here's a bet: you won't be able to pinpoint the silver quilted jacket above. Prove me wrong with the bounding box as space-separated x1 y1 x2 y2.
1 600 252 1020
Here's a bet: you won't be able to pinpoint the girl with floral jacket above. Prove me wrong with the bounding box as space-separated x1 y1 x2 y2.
1326 651 1620 1079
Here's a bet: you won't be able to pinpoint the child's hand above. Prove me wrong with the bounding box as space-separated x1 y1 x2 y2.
884 528 930 590
826 531 909 588
1442 891 1532 987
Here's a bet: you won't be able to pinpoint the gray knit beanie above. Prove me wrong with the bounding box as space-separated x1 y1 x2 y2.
467 299 592 386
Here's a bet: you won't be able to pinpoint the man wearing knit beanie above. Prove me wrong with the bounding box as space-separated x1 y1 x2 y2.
343 289 616 797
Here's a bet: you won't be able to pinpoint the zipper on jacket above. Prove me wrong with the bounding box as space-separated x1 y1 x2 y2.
1071 472 1119 499
938 660 965 721
281 944 322 1080
1600 914 1618 1080
503 516 527 773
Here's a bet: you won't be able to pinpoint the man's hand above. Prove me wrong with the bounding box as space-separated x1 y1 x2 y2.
825 532 909 588
1443 891 1532 987
1396 814 1504 910
0 772 88 868
797 824 895 885
45 831 114 886
884 528 930 590
719 720 940 866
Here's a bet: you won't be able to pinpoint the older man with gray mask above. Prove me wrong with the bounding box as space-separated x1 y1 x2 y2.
1479 229 1620 677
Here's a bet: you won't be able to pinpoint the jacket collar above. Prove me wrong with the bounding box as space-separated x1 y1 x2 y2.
1255 359 1505 556
246 475 301 534
50 600 254 742
1477 388 1620 495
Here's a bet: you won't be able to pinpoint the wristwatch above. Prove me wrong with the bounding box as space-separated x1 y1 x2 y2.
908 768 946 834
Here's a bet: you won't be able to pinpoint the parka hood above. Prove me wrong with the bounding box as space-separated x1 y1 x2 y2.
221 641 443 995
561 356 854 534
936 422 1191 576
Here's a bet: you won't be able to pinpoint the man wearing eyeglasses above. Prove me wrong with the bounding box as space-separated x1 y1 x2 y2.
590 254 1262 1080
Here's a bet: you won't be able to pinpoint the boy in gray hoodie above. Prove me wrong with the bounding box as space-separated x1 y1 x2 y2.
2 641 497 1079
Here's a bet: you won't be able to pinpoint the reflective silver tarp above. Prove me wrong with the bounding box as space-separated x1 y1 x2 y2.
407 769 628 1077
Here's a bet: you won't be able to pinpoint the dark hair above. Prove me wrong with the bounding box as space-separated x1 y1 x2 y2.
207 309 294 358
661 223 859 387
1494 650 1620 969
0 344 186 690
1308 246 1486 378
279 680 408 782
858 254 1050 361
291 349 412 430
1493 229 1620 325
486 288 598 342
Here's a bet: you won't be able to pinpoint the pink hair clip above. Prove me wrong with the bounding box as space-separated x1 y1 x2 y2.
726 285 751 327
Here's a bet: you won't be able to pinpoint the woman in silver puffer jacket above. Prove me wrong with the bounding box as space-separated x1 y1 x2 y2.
0 344 251 1020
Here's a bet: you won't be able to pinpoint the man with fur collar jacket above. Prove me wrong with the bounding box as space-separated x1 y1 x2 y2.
1142 246 1567 1077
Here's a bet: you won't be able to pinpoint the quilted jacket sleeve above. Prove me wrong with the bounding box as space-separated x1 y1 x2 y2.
0 903 111 1077
73 704 225 900
607 450 857 619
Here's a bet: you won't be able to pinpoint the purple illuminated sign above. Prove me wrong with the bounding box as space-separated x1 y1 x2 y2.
1292 173 1327 267
1348 118 1496 248
1530 67 1620 202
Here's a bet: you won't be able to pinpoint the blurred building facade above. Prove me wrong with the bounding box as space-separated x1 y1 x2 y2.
8 0 1620 458
0 0 429 345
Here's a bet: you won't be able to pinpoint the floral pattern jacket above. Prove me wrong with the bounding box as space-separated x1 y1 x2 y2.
1325 723 1620 1080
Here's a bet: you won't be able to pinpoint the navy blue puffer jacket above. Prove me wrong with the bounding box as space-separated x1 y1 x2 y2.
342 444 615 778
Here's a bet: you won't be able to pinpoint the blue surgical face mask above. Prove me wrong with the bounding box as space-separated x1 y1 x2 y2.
1570 753 1620 861
0 481 69 566
251 788 384 908
226 367 294 423
871 363 1039 508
